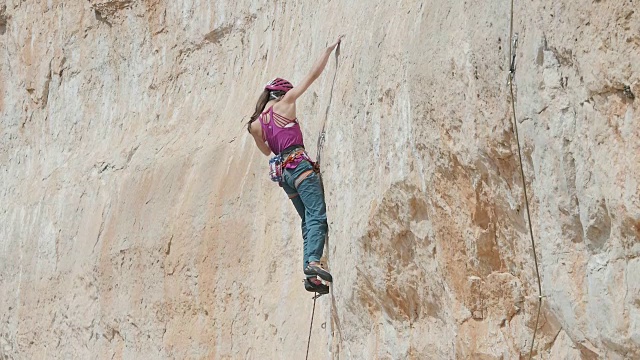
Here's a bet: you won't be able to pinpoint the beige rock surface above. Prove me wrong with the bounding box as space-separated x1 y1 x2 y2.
1 0 638 359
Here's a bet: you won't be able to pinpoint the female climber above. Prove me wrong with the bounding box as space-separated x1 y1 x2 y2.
247 35 344 295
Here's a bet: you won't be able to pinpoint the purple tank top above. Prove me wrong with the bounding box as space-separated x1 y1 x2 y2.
260 106 304 155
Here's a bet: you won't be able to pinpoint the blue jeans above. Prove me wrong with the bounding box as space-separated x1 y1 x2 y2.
281 160 328 275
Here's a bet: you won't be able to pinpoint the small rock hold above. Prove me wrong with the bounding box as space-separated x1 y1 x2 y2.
623 85 635 100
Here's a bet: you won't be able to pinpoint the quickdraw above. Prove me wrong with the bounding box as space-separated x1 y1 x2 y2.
268 155 284 182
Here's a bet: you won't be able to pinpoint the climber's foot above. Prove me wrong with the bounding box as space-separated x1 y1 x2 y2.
304 277 329 294
304 262 333 282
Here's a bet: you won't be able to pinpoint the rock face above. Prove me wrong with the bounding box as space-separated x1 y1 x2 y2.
1 0 638 359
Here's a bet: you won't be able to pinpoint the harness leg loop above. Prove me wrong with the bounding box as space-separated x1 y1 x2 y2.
294 170 315 189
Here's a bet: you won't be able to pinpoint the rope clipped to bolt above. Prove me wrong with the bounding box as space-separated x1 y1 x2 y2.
306 40 341 360
507 1 544 358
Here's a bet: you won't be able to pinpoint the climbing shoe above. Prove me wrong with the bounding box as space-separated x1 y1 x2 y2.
304 278 329 295
304 264 333 282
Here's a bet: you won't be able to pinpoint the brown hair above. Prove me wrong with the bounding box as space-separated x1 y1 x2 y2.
247 90 270 133
247 90 286 133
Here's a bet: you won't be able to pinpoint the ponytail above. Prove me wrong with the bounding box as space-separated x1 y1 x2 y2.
247 90 270 133
247 90 286 133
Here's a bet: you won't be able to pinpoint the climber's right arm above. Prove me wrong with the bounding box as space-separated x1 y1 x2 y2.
250 121 271 156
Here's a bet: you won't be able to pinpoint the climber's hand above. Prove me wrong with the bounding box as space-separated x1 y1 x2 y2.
329 35 344 51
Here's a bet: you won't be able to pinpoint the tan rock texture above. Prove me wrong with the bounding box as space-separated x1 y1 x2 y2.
1 0 639 359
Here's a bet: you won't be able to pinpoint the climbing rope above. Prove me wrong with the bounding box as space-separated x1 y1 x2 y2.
316 42 341 167
305 40 341 360
305 293 318 360
507 1 544 359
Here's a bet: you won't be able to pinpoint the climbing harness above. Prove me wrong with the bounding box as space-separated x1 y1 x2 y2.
508 2 544 359
268 148 317 183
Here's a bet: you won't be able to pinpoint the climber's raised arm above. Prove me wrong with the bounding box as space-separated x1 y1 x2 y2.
281 35 344 104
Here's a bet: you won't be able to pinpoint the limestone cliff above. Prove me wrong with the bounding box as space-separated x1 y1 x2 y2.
1 1 638 359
